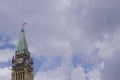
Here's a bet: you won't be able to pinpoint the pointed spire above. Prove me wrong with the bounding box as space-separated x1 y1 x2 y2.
16 27 30 56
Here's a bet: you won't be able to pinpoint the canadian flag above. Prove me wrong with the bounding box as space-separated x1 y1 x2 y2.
22 22 27 26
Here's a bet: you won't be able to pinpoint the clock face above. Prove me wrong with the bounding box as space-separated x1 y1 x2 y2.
25 59 29 64
17 58 23 63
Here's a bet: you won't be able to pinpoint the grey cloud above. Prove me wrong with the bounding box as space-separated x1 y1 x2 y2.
79 0 120 39
102 53 120 80
0 0 120 80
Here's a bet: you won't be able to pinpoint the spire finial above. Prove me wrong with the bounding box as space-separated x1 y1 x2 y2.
21 22 26 32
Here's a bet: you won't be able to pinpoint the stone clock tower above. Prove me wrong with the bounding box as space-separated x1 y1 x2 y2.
12 28 34 80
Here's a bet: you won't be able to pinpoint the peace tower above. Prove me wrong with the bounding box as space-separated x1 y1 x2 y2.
12 28 34 80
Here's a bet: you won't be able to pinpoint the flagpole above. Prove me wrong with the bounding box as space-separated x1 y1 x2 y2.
21 22 27 31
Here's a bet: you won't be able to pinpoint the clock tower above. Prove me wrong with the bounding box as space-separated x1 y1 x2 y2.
12 28 34 80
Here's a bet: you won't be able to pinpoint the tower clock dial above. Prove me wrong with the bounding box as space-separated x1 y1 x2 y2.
25 59 30 64
17 58 23 63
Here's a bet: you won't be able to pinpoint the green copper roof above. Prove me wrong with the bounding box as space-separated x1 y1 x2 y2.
16 28 30 55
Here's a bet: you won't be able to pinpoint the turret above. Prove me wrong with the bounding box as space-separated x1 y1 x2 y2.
12 56 14 63
30 57 33 69
31 57 33 64
12 55 15 67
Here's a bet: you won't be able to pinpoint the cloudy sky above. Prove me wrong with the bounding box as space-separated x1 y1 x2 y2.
0 0 120 80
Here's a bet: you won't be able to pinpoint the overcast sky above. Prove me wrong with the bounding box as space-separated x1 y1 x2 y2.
0 0 120 80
